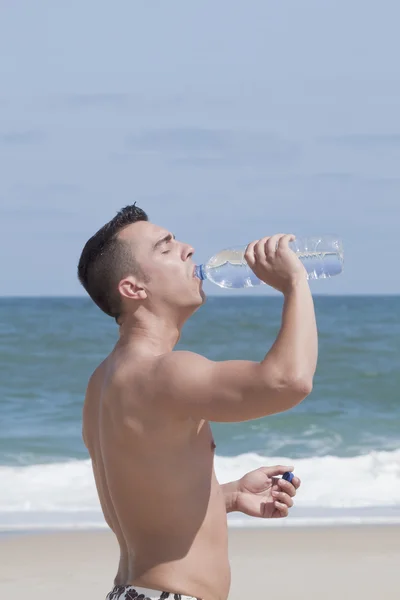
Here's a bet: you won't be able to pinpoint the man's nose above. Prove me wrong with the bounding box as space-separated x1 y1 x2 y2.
182 243 195 260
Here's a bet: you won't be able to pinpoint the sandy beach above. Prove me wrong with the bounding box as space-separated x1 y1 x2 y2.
0 525 398 599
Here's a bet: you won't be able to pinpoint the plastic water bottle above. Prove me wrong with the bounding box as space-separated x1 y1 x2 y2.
194 235 344 289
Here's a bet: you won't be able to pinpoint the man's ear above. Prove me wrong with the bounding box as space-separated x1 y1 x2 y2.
118 277 147 301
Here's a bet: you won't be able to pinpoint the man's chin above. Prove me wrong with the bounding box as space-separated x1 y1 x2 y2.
190 290 206 313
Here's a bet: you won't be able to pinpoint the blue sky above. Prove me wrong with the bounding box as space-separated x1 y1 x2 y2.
1 0 399 296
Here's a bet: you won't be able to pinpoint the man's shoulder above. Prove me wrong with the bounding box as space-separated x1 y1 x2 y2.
154 350 209 371
148 350 213 394
87 357 109 388
147 351 214 411
113 352 202 426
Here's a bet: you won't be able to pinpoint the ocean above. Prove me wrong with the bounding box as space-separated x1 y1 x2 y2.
1 295 399 532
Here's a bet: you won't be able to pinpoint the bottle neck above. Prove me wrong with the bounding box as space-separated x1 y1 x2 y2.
194 265 206 280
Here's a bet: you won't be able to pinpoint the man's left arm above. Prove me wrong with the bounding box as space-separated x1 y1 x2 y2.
221 465 301 519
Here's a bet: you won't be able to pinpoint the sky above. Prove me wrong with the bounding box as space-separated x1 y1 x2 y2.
1 0 399 296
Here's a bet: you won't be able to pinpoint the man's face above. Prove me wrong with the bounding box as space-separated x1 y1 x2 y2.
118 220 205 312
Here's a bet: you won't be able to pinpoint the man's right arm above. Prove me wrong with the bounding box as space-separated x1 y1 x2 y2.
154 277 317 423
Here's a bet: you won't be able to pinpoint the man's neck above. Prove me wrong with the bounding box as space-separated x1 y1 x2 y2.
118 312 182 355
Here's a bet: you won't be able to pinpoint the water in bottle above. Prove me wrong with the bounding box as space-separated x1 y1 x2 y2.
194 235 344 289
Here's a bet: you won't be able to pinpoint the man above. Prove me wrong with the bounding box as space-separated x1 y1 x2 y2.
78 204 317 600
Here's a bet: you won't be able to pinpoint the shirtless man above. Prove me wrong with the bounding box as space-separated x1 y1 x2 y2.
78 204 317 600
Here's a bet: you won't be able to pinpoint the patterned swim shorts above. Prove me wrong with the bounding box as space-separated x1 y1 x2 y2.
106 584 201 600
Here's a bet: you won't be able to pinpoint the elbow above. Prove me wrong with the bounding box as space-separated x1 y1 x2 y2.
293 377 313 397
280 374 313 407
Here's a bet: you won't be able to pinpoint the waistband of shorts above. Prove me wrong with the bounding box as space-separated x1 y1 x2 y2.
106 583 201 600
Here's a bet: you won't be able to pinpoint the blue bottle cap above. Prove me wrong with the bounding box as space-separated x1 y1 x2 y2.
282 471 294 483
194 265 205 280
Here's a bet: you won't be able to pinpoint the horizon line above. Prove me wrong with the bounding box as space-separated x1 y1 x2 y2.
0 293 399 299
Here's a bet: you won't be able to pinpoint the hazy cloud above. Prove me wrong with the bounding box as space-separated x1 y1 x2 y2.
45 183 81 195
0 130 45 146
320 134 400 148
126 127 300 168
51 93 187 113
56 93 133 109
0 183 82 216
0 206 78 218
5 182 82 199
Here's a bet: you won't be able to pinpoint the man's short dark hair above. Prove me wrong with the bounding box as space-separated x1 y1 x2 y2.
78 204 148 322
